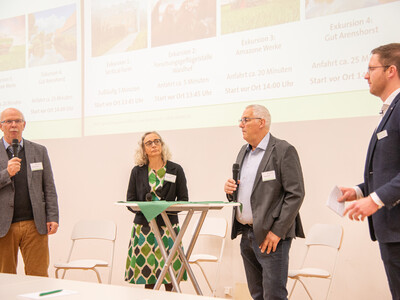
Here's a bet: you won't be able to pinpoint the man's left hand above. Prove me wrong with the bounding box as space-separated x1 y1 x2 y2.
259 231 281 254
47 222 59 235
343 196 379 221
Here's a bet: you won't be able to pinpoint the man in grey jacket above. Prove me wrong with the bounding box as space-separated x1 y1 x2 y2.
224 104 305 300
0 107 58 276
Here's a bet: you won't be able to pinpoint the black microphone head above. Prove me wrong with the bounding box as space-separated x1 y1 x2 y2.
11 139 19 158
231 163 240 202
145 193 152 201
232 163 240 183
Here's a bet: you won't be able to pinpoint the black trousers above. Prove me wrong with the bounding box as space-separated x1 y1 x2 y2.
379 241 400 300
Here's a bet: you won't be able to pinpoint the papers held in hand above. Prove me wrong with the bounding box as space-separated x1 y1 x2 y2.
327 185 345 217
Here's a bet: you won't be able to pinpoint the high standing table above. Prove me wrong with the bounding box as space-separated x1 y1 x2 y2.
116 201 239 295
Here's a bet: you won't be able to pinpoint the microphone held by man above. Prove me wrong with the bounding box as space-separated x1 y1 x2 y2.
232 163 240 202
11 138 19 158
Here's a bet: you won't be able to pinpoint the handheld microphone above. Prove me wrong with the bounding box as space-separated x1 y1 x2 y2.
11 139 19 158
232 163 240 202
145 193 152 201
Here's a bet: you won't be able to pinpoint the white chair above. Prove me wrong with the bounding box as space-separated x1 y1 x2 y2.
54 220 117 284
189 217 228 297
288 223 343 300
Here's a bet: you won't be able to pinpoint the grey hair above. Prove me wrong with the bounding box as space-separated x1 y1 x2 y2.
246 104 271 129
134 131 172 166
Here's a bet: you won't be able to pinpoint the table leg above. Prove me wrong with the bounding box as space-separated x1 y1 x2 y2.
149 218 181 292
176 210 208 291
160 209 203 295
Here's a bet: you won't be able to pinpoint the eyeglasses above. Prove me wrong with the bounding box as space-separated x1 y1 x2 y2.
367 65 390 74
144 139 161 147
0 119 24 125
238 117 262 124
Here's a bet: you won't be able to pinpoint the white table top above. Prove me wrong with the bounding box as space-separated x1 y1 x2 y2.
0 273 224 300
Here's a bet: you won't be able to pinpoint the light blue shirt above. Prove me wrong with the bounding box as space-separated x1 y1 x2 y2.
2 138 23 153
237 132 270 225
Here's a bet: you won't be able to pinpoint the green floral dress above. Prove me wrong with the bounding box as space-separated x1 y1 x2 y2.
125 166 187 284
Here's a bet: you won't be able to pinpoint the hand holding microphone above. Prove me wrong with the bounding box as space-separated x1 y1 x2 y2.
8 139 21 177
224 163 240 202
7 158 21 177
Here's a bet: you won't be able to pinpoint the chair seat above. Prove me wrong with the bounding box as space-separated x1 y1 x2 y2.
288 268 330 278
54 259 108 269
189 254 218 263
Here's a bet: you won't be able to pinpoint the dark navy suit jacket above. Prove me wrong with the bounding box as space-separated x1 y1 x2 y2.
360 91 400 242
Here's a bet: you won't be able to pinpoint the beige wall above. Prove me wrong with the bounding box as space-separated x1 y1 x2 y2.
17 114 391 299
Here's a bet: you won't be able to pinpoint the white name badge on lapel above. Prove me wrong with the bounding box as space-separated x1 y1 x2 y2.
30 162 43 171
262 170 276 182
377 130 388 140
164 173 176 183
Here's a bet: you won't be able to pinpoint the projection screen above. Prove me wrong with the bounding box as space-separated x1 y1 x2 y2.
0 0 399 139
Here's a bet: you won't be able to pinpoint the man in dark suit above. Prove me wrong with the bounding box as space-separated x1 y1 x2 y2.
224 104 305 300
0 107 59 276
339 43 400 300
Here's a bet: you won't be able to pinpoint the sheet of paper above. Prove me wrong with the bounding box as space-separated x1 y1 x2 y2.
19 289 77 299
326 185 345 216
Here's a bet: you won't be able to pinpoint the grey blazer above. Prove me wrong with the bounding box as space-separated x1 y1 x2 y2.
0 138 58 237
231 134 305 245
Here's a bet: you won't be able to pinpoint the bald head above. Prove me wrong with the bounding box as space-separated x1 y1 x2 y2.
0 108 26 143
1 108 25 121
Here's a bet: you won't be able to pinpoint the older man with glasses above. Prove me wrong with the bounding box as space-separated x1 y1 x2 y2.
0 107 58 276
224 104 305 300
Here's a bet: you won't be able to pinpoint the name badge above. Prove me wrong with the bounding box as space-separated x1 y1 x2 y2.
377 130 388 140
164 173 176 183
262 170 276 182
30 162 43 171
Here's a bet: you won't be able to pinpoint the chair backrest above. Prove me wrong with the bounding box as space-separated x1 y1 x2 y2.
289 224 344 299
305 223 343 249
199 217 228 238
198 217 228 266
71 220 117 241
66 220 117 283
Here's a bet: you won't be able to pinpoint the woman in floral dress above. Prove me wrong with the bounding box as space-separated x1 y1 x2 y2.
125 131 188 291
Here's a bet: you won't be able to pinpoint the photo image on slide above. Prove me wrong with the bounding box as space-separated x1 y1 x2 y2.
221 0 300 35
305 0 399 19
91 0 147 57
0 15 25 72
28 4 77 67
151 0 216 47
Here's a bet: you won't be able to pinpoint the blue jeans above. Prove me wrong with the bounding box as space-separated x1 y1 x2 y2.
240 227 292 300
379 242 400 300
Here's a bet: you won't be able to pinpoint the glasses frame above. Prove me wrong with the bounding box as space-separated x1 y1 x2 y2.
367 65 390 74
144 139 162 147
0 119 25 125
238 117 262 125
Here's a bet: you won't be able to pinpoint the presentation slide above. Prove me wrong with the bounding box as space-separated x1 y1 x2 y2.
0 0 399 139
0 0 82 138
